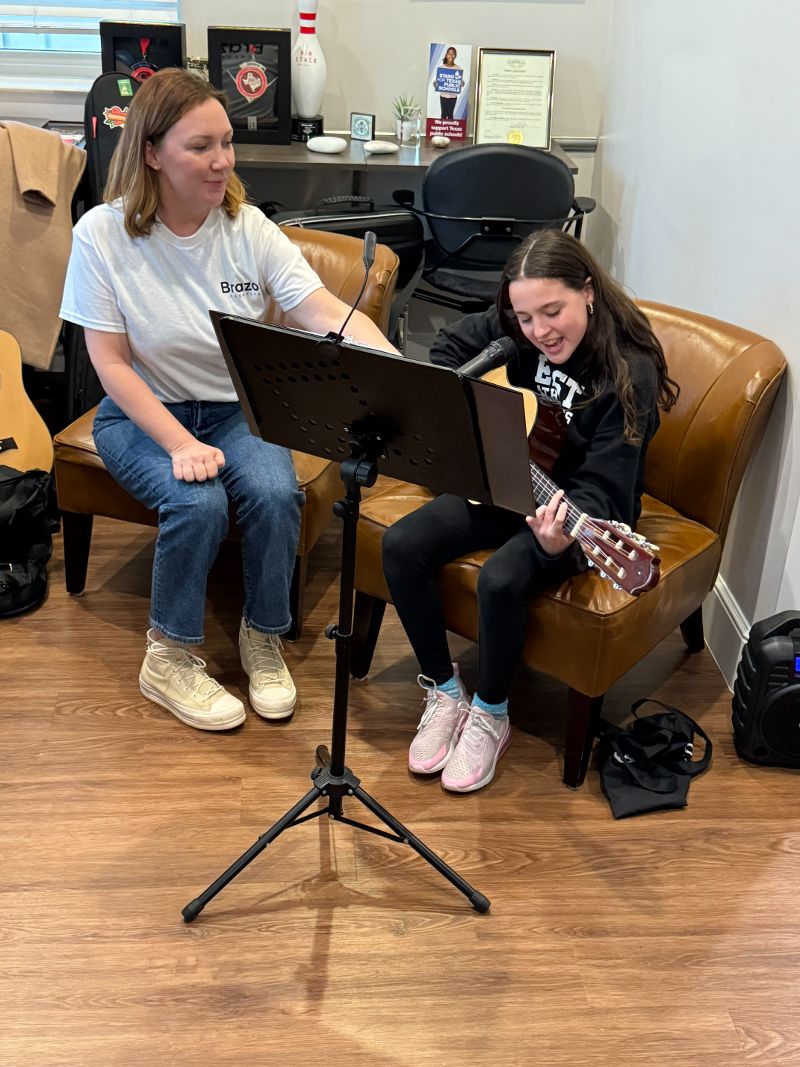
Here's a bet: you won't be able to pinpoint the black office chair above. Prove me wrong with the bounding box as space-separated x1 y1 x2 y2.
394 142 595 313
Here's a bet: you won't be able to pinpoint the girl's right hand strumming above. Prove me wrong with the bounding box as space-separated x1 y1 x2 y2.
168 439 226 482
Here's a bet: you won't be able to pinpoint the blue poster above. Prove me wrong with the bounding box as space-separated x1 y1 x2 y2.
426 43 472 139
434 66 463 95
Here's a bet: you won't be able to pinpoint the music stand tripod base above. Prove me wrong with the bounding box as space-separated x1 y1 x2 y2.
182 449 491 922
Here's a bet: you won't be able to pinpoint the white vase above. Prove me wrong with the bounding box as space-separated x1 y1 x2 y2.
291 0 327 118
395 111 421 144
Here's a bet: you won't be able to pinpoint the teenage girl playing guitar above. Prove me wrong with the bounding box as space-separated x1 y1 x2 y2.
382 229 680 794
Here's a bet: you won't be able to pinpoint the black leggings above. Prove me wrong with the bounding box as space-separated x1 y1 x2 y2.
440 96 457 120
382 494 582 703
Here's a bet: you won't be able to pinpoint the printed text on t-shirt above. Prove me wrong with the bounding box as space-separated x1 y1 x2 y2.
534 354 583 421
220 280 261 294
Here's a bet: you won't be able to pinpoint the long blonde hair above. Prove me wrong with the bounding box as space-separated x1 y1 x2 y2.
104 67 248 238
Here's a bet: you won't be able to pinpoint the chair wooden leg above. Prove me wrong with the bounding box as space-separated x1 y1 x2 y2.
350 592 386 679
563 688 605 789
680 606 705 653
61 511 93 595
286 553 308 642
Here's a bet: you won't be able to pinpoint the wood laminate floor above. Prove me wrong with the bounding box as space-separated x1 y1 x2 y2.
2 518 799 1066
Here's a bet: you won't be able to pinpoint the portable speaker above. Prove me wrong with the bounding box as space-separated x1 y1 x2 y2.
732 610 800 766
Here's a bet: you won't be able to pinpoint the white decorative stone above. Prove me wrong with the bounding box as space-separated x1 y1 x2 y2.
363 140 400 155
431 134 451 148
306 135 348 154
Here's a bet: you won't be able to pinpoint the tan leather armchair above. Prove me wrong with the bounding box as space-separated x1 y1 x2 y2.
349 302 786 786
53 227 399 639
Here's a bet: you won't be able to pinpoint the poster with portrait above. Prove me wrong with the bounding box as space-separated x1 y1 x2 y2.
425 43 472 140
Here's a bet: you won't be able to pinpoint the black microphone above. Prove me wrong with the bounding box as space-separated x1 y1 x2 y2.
330 230 377 345
458 336 517 378
362 230 377 272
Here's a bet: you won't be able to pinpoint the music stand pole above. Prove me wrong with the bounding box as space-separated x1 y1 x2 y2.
182 434 490 922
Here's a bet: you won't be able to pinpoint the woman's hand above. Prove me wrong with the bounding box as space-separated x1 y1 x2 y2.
526 488 573 556
168 439 225 482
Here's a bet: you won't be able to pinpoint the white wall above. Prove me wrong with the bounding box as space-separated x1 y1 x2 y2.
185 0 610 137
593 0 800 684
5 0 792 683
0 1 611 138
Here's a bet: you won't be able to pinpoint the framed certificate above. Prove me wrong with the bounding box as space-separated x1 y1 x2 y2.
208 27 292 145
474 48 556 149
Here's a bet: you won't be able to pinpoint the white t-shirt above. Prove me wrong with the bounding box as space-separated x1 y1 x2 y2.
60 201 323 402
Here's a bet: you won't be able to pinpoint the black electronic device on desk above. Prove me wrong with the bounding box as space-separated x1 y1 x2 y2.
732 610 800 767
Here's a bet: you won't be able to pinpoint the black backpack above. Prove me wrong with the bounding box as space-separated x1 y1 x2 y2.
0 465 53 618
83 71 140 207
67 72 140 419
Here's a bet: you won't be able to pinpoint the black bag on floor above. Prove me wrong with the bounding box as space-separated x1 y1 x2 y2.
83 71 140 207
598 699 712 818
0 465 53 617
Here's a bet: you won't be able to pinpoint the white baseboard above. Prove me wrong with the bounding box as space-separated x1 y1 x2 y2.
705 575 750 692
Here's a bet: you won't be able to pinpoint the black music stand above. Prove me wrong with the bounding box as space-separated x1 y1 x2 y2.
181 316 536 922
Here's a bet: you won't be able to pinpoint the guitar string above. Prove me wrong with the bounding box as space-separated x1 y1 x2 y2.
529 462 643 549
505 374 642 550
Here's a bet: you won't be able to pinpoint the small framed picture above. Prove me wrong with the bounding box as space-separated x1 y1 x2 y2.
350 112 376 142
99 21 186 83
208 27 292 145
474 47 556 149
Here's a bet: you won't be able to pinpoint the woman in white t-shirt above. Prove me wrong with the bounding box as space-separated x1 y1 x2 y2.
60 68 396 733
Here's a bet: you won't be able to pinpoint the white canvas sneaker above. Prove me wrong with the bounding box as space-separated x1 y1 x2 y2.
239 620 297 720
139 629 246 731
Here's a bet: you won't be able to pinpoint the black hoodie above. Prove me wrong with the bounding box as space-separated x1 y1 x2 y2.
429 306 660 526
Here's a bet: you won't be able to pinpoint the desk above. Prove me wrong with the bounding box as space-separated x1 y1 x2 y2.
235 137 577 198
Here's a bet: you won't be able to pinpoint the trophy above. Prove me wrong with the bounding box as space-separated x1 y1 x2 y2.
291 0 327 141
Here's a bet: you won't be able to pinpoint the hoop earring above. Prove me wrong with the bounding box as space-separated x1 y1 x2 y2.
587 302 594 316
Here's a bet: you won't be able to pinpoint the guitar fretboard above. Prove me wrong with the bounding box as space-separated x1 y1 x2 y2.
529 461 585 534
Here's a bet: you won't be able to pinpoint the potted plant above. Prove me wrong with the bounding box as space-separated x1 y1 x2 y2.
392 93 421 143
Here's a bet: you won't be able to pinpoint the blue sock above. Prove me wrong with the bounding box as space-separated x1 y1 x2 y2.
437 674 462 699
473 695 508 718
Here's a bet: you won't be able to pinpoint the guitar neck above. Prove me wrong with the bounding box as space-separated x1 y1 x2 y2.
529 460 585 534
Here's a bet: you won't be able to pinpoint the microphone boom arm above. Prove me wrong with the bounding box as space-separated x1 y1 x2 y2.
330 230 378 346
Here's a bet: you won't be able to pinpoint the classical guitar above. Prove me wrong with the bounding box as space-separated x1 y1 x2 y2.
0 330 54 473
481 364 661 597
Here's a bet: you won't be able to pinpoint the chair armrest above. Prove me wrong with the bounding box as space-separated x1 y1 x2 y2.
573 196 597 215
392 189 415 208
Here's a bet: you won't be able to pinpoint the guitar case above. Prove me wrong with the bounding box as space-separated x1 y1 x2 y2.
60 73 138 422
83 71 141 208
64 323 105 424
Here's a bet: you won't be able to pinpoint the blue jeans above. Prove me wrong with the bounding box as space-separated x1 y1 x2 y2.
93 398 304 644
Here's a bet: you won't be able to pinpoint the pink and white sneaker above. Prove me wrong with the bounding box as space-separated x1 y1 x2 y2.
409 667 469 774
441 706 512 793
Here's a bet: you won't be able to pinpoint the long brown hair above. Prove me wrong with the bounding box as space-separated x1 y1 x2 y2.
497 230 679 441
104 67 248 238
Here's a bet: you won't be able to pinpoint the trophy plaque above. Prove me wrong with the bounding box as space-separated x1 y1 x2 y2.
208 27 292 145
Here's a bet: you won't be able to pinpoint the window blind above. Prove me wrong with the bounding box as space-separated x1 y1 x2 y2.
0 2 180 37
